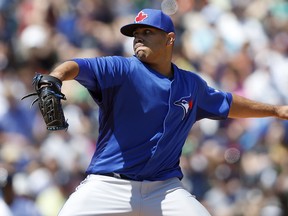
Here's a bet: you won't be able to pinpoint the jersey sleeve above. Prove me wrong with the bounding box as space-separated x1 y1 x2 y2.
196 79 233 121
73 56 129 89
72 56 130 103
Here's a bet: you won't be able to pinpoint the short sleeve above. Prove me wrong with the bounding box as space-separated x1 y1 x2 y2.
196 80 233 121
72 56 130 104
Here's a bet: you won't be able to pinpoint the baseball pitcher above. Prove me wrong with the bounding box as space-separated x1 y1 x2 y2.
23 8 288 216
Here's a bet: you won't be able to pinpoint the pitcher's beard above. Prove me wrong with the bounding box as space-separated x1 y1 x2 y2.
135 50 148 61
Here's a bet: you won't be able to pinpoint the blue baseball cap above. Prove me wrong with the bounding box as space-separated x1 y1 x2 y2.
120 9 175 37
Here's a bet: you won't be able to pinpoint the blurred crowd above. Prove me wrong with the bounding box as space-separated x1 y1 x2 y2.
0 0 288 215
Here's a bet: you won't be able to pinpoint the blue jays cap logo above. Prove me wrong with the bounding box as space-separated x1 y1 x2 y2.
120 8 175 37
135 11 148 23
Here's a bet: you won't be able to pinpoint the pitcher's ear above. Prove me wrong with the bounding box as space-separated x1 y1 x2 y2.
167 32 175 45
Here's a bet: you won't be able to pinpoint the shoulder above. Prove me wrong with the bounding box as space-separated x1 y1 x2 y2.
95 55 130 65
174 64 206 84
74 56 133 66
102 56 141 69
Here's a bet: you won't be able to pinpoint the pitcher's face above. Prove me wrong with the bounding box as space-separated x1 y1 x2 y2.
133 27 170 64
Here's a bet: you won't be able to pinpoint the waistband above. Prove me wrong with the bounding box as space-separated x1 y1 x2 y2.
99 172 140 181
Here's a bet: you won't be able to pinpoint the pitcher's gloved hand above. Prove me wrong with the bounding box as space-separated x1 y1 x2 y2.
22 73 69 131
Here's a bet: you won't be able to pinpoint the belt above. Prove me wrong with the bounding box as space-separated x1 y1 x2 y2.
100 172 136 181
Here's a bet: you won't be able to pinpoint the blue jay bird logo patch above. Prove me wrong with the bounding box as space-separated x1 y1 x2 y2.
174 96 193 120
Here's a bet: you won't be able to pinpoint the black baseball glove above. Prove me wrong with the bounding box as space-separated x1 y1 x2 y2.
22 73 69 131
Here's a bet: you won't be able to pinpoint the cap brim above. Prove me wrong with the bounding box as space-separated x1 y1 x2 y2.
120 23 159 37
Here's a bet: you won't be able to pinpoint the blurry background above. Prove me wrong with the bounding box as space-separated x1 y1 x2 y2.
0 0 288 215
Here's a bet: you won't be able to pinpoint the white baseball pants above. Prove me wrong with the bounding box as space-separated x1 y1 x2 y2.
58 174 211 216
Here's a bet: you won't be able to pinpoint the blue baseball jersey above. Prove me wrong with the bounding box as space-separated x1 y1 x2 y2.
73 56 232 181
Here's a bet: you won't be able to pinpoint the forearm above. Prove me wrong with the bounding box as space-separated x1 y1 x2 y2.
228 94 288 119
49 60 79 81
